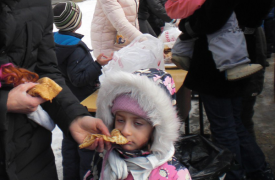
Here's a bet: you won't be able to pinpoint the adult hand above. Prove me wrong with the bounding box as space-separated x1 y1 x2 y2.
96 53 113 66
7 82 46 114
69 116 112 152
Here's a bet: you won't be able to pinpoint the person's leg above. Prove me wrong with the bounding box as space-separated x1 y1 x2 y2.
78 148 95 179
272 19 275 53
201 94 244 180
176 85 191 121
241 96 256 138
201 94 267 179
231 97 266 174
264 18 273 58
232 97 274 180
62 134 80 180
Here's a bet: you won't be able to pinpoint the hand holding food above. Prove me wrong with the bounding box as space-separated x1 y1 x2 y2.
2 64 62 113
7 82 46 113
1 64 62 102
79 129 128 149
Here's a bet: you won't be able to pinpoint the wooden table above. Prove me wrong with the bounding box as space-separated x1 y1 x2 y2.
165 69 188 92
81 68 188 112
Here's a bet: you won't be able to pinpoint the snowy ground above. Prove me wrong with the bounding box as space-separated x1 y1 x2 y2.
51 1 209 179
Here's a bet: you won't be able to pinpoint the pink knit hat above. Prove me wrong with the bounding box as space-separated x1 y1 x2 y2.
111 94 148 119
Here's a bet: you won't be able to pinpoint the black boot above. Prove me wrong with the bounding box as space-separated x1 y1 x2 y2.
246 163 274 180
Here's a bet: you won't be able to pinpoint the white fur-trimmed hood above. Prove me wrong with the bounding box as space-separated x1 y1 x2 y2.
96 70 181 160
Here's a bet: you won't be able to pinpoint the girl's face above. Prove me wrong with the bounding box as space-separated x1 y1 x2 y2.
114 111 154 151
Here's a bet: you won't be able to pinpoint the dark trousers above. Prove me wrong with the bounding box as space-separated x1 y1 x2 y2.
62 135 95 180
201 94 266 180
241 96 257 138
264 18 275 55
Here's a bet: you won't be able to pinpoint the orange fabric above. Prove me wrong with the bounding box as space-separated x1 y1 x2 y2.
1 64 39 87
165 0 205 19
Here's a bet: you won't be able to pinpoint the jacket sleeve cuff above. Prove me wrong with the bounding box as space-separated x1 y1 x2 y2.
95 61 102 69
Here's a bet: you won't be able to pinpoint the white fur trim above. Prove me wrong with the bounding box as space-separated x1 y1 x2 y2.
96 71 181 160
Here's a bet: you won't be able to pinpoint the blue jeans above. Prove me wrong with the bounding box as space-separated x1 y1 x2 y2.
200 94 266 180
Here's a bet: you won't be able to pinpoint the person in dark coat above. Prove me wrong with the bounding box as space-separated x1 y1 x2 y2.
53 2 112 179
53 1 112 103
178 0 274 179
241 27 267 139
263 7 275 59
138 0 176 37
0 0 111 179
146 0 175 36
239 0 275 140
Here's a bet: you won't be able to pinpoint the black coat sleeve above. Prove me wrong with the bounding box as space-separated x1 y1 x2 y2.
235 0 273 28
0 1 16 65
179 0 273 36
66 43 102 87
35 2 90 135
178 0 238 35
146 0 172 23
0 1 17 132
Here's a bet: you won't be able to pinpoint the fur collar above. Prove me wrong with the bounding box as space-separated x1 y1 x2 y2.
96 71 180 160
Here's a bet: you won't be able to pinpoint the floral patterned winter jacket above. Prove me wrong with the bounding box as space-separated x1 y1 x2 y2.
84 155 191 180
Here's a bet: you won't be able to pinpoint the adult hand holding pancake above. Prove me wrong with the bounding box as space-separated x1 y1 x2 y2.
2 64 62 113
7 82 47 114
2 63 111 151
69 116 112 152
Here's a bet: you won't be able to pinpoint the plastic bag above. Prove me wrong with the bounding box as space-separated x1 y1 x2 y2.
158 28 181 63
175 135 234 180
100 34 164 82
158 27 181 43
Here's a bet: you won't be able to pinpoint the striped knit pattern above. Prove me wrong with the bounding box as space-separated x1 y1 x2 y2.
53 1 82 32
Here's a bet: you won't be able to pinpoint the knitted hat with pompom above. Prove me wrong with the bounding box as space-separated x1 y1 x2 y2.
53 1 82 32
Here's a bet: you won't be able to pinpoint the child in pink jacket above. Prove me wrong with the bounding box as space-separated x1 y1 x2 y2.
165 0 263 81
84 68 191 180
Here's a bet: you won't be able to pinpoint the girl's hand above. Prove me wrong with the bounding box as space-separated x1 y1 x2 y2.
7 82 46 114
96 53 113 66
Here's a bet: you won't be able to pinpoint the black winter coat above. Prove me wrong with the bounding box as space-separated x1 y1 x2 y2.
147 0 170 30
138 0 172 32
54 31 102 102
178 0 273 97
0 0 90 179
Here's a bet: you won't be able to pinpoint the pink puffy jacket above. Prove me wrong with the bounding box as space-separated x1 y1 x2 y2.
91 0 142 57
